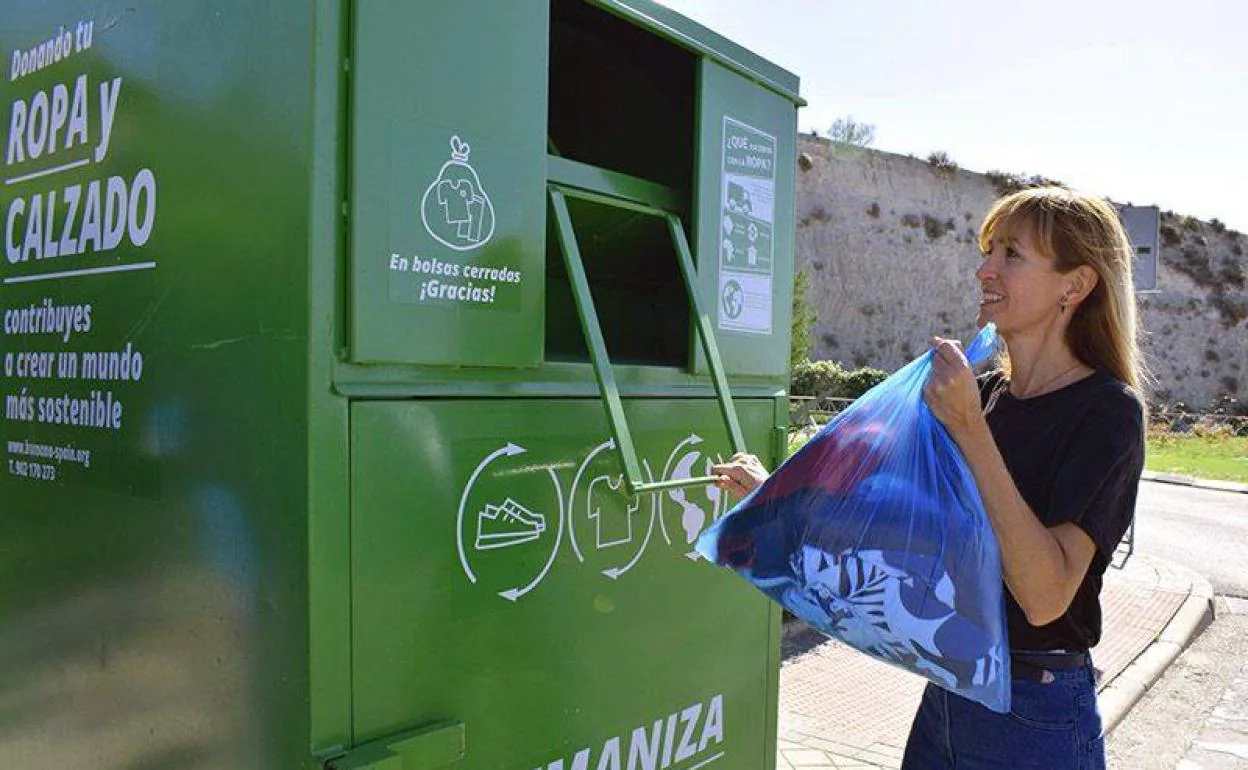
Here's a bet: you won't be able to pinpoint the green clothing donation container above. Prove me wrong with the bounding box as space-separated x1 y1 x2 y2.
0 2 801 768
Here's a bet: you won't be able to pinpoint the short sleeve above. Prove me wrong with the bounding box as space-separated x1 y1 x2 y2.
1047 392 1145 564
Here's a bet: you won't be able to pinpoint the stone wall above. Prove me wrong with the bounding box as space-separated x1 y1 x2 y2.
1141 214 1247 408
794 135 1248 411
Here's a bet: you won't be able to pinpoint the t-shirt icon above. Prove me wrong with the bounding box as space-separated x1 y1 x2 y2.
436 178 487 242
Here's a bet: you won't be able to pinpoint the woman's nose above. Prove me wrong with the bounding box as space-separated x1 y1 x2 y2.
975 256 995 281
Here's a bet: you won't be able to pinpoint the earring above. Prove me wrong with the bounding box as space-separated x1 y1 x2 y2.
1060 295 1069 314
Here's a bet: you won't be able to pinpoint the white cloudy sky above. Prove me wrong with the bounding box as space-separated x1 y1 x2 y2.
659 0 1248 232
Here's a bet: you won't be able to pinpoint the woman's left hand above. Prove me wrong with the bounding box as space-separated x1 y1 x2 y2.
923 336 984 439
711 453 770 499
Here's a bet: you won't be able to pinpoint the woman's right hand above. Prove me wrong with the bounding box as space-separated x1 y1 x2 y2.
711 453 770 499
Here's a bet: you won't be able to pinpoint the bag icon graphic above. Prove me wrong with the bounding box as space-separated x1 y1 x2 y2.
420 135 496 251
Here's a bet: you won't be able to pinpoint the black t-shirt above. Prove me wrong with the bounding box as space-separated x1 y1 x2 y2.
978 370 1145 651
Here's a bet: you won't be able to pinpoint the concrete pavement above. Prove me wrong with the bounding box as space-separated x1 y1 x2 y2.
773 551 1217 769
1173 597 1248 770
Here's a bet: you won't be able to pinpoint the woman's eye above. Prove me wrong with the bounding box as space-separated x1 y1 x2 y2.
1005 248 1020 260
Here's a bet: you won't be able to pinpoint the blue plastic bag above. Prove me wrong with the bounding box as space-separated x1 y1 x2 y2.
696 324 1011 712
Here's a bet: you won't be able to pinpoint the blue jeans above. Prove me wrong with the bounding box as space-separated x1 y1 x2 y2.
901 657 1106 769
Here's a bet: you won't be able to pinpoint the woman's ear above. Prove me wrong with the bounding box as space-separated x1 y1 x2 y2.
1064 265 1099 305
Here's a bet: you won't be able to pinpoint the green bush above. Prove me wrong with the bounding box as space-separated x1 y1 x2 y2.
791 359 844 396
791 269 818 369
791 359 888 398
844 366 890 397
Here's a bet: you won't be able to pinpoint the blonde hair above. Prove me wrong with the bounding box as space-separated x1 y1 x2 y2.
978 187 1147 394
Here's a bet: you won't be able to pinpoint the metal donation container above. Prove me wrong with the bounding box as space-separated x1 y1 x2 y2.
0 1 801 768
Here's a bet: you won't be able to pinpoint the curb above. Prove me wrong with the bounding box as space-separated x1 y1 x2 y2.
780 614 807 644
1142 470 1248 495
1097 558 1216 734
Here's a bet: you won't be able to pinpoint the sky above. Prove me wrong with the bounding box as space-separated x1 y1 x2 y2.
658 0 1248 233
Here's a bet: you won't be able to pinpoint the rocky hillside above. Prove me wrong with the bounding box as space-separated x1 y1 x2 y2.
794 135 1247 412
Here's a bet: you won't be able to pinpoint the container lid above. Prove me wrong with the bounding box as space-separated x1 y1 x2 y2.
593 0 805 105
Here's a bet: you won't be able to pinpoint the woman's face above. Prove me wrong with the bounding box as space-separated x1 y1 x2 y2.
975 219 1068 334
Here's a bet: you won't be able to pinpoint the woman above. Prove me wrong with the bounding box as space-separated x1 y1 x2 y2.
713 187 1146 769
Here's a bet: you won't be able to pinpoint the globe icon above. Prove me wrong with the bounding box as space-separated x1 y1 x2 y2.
723 280 744 319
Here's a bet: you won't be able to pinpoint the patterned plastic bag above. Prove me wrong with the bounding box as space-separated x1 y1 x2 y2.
696 324 1011 712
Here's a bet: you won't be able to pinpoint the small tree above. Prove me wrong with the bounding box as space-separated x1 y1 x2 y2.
791 269 818 369
926 151 958 176
828 115 876 148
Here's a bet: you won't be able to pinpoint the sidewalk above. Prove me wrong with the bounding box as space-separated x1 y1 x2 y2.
775 551 1216 769
1174 597 1248 770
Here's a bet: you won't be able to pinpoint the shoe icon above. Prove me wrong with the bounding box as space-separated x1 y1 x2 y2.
475 498 546 550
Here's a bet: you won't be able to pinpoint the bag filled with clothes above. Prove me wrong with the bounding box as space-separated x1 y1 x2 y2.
696 324 1011 712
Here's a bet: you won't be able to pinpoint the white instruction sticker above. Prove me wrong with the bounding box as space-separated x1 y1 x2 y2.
718 117 774 334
